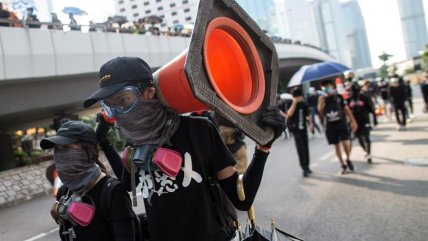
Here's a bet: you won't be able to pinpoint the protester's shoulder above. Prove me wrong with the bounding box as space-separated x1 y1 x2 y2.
181 115 216 130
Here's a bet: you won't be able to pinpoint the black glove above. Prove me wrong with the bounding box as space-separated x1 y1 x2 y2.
261 106 286 147
96 112 113 142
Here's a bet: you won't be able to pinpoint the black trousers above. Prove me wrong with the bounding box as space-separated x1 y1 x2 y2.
394 103 406 126
293 130 310 171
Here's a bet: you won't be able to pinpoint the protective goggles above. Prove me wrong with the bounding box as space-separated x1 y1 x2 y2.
100 86 141 118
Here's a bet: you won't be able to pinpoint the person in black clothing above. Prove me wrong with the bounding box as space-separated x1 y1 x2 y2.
40 121 136 241
276 94 292 138
25 8 41 28
83 57 285 241
421 72 428 113
287 87 312 177
307 87 322 134
0 3 10 27
348 83 378 163
405 80 413 118
389 77 407 130
318 80 358 174
378 78 390 118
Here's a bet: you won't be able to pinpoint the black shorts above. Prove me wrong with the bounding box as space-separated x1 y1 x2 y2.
325 124 350 145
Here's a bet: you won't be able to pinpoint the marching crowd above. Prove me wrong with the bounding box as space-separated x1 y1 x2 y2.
277 71 428 177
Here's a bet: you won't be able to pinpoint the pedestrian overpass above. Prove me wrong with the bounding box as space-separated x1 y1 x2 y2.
0 27 333 132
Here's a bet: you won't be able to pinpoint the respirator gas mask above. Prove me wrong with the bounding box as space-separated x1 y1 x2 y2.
51 191 95 227
122 144 182 177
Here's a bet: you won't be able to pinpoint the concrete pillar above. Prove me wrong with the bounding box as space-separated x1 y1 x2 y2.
0 134 16 171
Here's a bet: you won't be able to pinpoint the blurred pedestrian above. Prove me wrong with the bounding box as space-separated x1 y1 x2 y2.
68 13 80 31
105 17 116 32
421 72 428 113
287 87 312 177
348 83 377 163
318 80 358 174
48 13 63 30
40 121 137 241
405 79 414 118
378 78 391 119
21 131 33 157
307 87 322 134
8 11 22 27
25 7 41 28
83 56 285 241
214 113 248 174
389 76 407 130
0 3 10 27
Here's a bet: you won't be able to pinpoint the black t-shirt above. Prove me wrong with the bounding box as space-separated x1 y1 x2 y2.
324 94 347 127
379 82 389 100
389 84 407 105
348 94 373 125
287 101 309 132
139 116 236 241
57 176 135 241
307 94 319 109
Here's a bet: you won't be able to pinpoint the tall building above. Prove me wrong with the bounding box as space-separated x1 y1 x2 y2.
341 0 372 68
311 0 348 65
397 0 428 59
113 0 199 30
234 0 279 36
273 0 320 46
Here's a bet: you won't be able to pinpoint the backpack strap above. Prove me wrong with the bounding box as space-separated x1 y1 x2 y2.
101 176 143 241
101 176 122 222
185 117 238 236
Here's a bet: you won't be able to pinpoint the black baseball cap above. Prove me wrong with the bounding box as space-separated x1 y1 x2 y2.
40 121 97 149
83 57 154 108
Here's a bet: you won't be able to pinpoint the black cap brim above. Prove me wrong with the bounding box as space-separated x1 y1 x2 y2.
40 136 77 149
83 81 130 108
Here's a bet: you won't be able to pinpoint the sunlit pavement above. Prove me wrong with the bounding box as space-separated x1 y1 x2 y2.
245 98 428 241
1 99 428 241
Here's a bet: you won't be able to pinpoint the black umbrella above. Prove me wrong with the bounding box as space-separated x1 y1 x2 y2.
110 15 128 27
235 178 304 241
141 15 163 25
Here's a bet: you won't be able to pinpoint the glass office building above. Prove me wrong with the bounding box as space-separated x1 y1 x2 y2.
235 0 281 36
312 0 348 64
341 0 372 68
397 0 428 58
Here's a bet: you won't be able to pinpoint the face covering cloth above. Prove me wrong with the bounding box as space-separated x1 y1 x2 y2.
54 148 101 195
115 99 180 147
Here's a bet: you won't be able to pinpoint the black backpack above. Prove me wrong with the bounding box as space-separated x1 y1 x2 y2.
101 177 151 241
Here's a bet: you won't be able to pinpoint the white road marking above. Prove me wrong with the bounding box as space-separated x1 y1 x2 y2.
23 227 59 241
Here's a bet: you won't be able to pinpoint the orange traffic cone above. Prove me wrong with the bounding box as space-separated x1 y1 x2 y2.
154 17 265 115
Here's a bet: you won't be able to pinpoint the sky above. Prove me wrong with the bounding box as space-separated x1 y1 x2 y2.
355 0 407 68
3 0 427 68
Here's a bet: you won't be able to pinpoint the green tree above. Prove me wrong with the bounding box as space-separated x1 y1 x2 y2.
378 52 393 78
420 44 428 70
